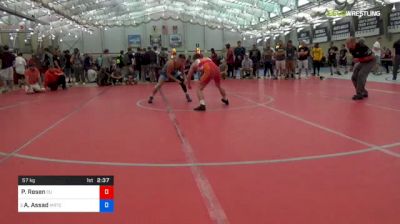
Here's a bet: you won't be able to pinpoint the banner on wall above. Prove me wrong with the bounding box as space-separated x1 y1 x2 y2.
128 35 141 46
313 27 329 43
150 34 162 46
355 16 380 37
297 30 311 44
169 34 182 47
331 22 352 41
388 10 400 33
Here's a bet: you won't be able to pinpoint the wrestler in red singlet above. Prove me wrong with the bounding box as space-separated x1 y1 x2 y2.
187 55 229 111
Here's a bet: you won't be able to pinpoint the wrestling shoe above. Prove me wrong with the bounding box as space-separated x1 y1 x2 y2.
148 96 154 104
352 95 364 100
194 104 206 111
221 98 229 105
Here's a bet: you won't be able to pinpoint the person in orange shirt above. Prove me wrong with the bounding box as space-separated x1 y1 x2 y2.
24 61 45 94
44 67 67 91
187 55 229 111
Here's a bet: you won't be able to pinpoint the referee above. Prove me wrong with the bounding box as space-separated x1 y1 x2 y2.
346 37 376 100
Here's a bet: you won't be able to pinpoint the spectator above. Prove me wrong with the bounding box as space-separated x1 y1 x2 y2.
262 43 274 79
44 67 67 91
83 54 92 83
24 61 44 94
286 40 297 79
71 48 84 84
14 52 27 86
274 41 286 79
339 44 348 74
211 48 220 66
63 50 73 83
234 41 246 76
53 48 61 68
0 45 16 93
372 37 382 75
392 39 400 80
311 43 323 76
159 47 168 68
110 68 123 85
297 41 310 79
219 59 228 80
97 68 110 86
42 48 54 72
249 44 261 78
328 42 341 76
96 54 103 70
241 54 253 78
135 48 144 81
101 49 112 72
116 50 124 68
382 47 392 74
225 43 235 78
142 47 152 81
122 47 135 83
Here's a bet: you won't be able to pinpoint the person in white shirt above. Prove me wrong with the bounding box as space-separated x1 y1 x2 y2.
372 37 382 74
14 53 27 86
240 54 253 78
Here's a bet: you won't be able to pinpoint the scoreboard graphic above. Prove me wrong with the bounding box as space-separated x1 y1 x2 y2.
18 176 114 213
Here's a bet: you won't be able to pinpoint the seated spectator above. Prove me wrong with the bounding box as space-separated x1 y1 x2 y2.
219 59 228 80
97 68 110 86
87 66 98 83
240 54 253 78
24 61 45 94
14 52 27 87
44 68 67 91
110 68 123 85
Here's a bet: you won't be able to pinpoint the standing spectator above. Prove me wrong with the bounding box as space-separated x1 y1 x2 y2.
116 50 124 68
372 37 382 75
122 47 134 81
134 48 144 81
219 59 228 80
83 54 92 83
263 43 274 79
14 52 27 86
148 46 158 82
249 44 261 78
53 48 61 68
142 47 152 81
297 41 310 79
274 41 286 79
159 47 168 68
70 48 84 84
392 39 400 80
234 41 246 77
101 49 112 72
225 43 235 78
41 48 54 72
63 50 73 83
339 44 348 74
24 61 44 94
44 67 67 91
0 45 16 93
240 54 253 78
311 43 323 76
346 37 375 100
382 47 392 74
285 40 297 79
328 42 341 76
96 54 103 70
210 48 219 66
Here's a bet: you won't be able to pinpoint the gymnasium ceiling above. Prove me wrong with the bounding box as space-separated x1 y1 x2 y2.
0 0 397 40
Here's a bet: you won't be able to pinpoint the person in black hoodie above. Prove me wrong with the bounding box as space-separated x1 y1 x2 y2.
346 37 376 100
249 44 261 78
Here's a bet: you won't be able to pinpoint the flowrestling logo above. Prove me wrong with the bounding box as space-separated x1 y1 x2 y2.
326 9 381 17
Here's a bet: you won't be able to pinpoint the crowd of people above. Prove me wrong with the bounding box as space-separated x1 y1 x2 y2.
0 36 398 97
